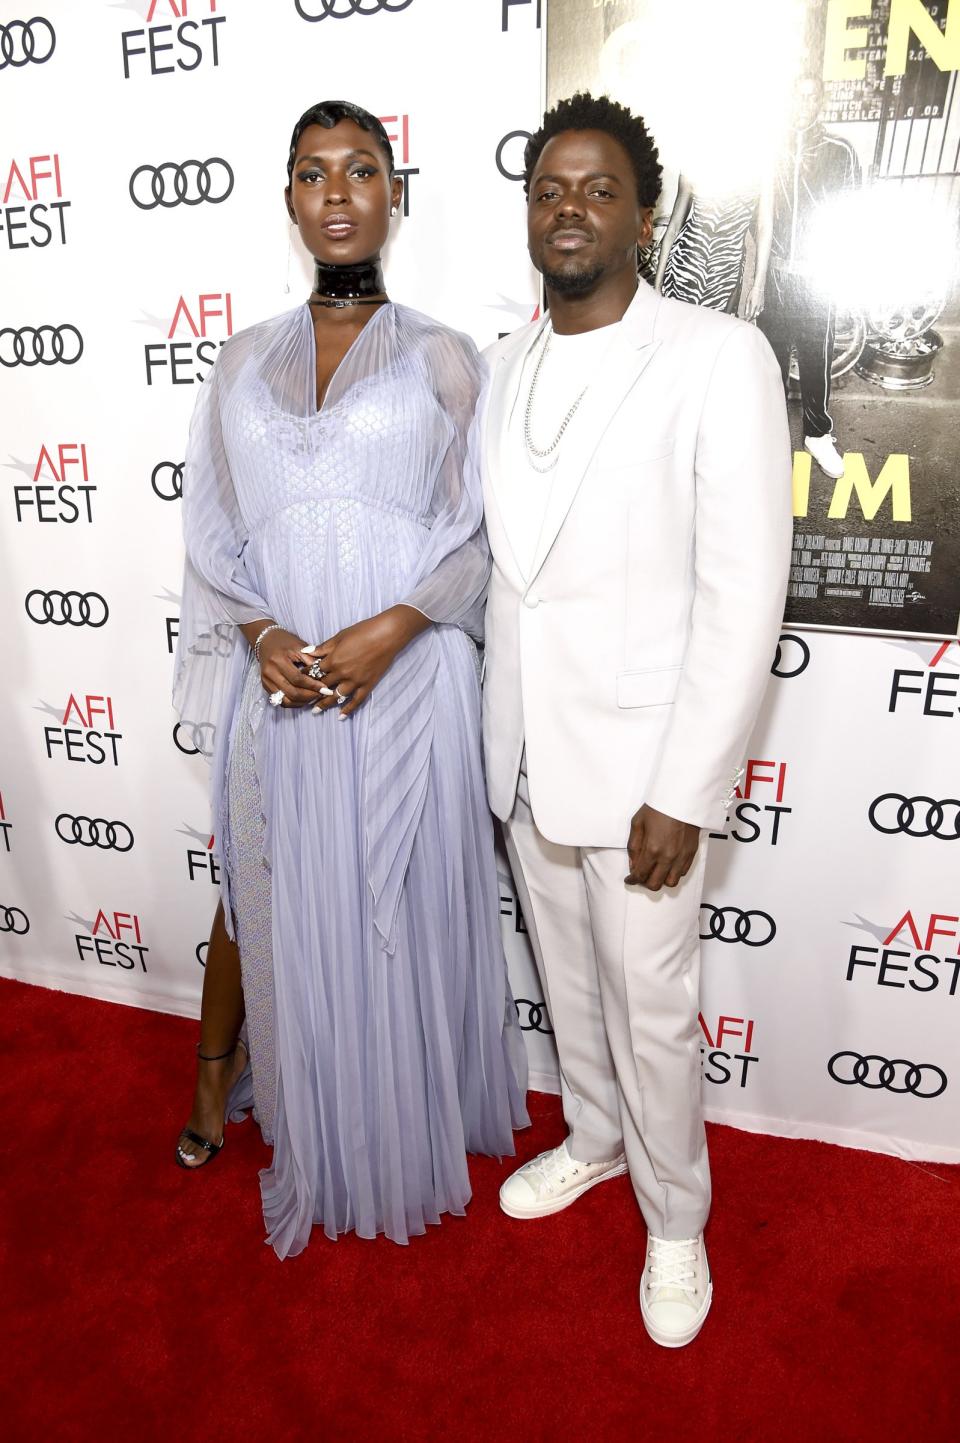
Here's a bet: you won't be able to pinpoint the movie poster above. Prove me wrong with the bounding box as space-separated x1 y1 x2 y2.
547 0 960 638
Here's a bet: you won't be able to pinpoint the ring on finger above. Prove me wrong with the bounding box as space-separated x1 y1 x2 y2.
335 686 350 705
268 689 285 708
307 660 325 680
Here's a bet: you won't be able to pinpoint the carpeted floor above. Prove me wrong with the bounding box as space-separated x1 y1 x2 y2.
1 976 956 1442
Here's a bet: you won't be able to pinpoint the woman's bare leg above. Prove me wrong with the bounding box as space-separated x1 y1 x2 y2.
176 901 247 1166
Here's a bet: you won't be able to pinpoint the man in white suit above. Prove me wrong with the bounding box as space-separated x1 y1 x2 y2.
481 93 792 1347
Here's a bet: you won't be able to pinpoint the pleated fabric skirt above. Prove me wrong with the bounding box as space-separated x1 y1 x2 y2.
225 645 528 1257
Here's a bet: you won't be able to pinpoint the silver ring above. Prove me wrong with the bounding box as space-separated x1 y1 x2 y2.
268 689 285 707
307 660 324 680
335 686 347 700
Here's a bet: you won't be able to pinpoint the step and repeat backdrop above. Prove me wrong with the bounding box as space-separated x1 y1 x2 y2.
2 0 958 1164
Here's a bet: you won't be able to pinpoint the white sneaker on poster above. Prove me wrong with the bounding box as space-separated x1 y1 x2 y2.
640 1232 713 1348
498 1139 627 1220
804 433 845 479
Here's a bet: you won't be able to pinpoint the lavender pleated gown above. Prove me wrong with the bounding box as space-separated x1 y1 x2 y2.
173 303 528 1257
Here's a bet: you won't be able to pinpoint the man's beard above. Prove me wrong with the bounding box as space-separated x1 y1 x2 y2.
540 256 605 295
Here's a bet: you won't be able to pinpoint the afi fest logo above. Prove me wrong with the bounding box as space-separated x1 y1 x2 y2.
294 1 414 22
497 868 527 935
1 153 69 250
0 791 12 853
10 442 94 524
378 114 418 216
160 587 232 657
180 824 220 883
699 1014 758 1088
889 639 960 718
144 292 233 385
709 759 791 846
845 909 960 1000
42 694 122 766
74 910 150 974
121 1 226 78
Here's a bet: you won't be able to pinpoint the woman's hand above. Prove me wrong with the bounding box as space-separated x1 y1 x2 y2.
309 605 431 718
743 278 766 322
256 627 328 709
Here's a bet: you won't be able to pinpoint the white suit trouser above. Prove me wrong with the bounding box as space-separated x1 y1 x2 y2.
503 763 711 1240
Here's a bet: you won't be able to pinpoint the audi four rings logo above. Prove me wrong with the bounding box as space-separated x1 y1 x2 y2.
0 18 55 68
129 159 235 211
152 461 184 501
0 325 83 368
771 634 810 679
515 998 553 1034
295 0 415 19
868 794 960 840
699 905 776 946
173 721 217 757
25 590 109 628
828 1051 947 1099
0 906 30 935
55 815 135 852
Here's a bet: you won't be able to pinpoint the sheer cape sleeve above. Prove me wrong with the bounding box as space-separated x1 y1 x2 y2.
400 326 490 640
171 343 271 751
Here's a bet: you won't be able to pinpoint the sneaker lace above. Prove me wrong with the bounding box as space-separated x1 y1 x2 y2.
647 1237 699 1296
529 1145 579 1192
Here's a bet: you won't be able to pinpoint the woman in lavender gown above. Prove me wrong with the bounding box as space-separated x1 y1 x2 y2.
172 100 528 1257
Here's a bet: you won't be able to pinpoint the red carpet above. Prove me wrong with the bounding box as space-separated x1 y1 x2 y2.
1 977 957 1443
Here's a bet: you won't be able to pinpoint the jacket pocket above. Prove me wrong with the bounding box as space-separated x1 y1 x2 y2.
616 665 682 708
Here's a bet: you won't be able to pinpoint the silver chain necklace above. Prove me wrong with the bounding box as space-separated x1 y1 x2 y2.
523 327 588 473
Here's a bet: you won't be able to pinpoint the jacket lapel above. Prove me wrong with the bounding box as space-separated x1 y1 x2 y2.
483 315 548 584
526 282 662 585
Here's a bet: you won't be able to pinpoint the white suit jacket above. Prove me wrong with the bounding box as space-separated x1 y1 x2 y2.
480 279 793 846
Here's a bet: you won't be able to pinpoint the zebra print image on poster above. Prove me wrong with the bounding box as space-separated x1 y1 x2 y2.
546 0 960 638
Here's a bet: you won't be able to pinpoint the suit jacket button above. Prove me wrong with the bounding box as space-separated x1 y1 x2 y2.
523 592 540 609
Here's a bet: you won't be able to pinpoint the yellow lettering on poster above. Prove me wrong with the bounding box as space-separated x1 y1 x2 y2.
823 0 871 81
791 450 812 517
885 0 960 77
826 454 912 521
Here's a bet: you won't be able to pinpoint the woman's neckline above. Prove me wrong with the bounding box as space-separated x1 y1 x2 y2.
303 299 393 416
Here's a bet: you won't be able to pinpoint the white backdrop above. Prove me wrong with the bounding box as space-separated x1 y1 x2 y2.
2 0 957 1164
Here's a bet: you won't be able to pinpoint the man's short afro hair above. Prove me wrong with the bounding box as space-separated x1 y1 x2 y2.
523 91 662 207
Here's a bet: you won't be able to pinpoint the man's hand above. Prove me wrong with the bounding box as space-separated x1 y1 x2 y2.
309 604 430 717
625 803 700 891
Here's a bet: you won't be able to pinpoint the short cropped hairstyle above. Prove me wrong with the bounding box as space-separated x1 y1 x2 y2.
523 91 662 207
287 101 395 185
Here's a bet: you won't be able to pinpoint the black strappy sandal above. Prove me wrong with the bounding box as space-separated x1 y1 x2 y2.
174 1040 246 1170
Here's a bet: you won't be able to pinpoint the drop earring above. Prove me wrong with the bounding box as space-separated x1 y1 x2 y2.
390 206 398 217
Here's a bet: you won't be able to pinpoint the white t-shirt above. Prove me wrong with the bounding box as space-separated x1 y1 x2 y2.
504 320 620 578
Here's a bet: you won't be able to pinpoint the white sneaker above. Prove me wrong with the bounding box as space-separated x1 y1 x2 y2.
804 433 845 479
498 1139 628 1220
640 1232 712 1348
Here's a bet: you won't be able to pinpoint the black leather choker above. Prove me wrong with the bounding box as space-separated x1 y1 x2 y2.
310 259 386 308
